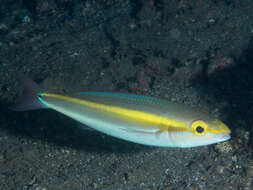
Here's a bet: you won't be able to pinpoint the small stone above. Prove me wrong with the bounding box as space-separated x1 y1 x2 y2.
217 165 225 174
28 176 36 185
93 183 98 188
231 155 237 162
246 163 253 178
9 41 15 46
208 18 216 23
243 131 250 144
0 23 8 34
128 21 137 29
215 141 233 153
37 1 50 13
23 16 31 23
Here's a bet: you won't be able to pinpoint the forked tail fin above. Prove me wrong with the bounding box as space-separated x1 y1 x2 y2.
9 69 47 111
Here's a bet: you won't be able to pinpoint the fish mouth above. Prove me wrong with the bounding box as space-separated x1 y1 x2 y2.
218 133 231 142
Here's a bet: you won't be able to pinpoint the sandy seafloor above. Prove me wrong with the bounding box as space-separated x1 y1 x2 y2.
1 0 253 189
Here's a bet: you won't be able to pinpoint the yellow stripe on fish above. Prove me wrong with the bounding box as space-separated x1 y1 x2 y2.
40 93 188 133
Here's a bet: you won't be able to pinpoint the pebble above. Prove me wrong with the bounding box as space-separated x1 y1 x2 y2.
23 16 31 23
231 155 237 162
217 165 225 174
9 41 15 46
246 163 253 177
0 23 8 34
208 18 216 23
28 176 37 185
128 21 137 29
215 141 233 153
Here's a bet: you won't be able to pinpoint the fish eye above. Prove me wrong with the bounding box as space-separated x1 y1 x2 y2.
191 120 208 135
196 126 204 134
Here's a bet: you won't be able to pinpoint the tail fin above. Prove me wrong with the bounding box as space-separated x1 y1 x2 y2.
9 69 47 111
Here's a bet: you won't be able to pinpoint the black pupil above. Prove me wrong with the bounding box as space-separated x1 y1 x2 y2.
196 126 204 133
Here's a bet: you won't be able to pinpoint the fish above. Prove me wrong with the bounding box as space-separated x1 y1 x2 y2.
10 70 231 148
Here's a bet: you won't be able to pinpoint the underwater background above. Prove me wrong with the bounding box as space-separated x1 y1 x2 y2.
1 0 253 189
